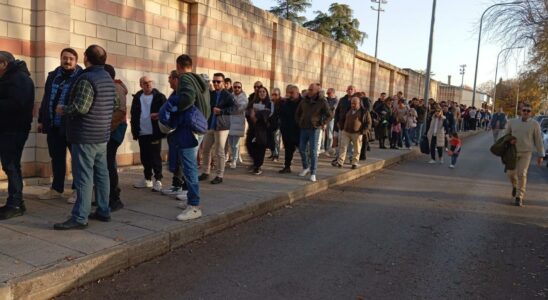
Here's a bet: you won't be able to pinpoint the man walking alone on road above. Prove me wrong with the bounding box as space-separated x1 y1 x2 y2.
503 103 544 206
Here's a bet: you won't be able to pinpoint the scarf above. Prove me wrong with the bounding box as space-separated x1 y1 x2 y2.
49 66 82 127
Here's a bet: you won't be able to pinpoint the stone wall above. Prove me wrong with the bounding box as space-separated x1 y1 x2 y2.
0 0 442 179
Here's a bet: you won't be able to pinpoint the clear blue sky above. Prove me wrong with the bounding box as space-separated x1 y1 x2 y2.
251 0 528 87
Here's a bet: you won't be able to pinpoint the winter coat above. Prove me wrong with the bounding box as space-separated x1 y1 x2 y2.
208 89 235 131
0 60 34 133
490 133 517 171
295 94 333 129
246 97 272 146
427 115 448 147
334 95 351 131
229 92 248 137
278 97 301 142
38 65 83 134
130 88 167 140
176 72 211 120
373 100 391 139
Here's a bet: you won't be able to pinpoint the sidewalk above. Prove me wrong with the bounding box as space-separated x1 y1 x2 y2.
0 131 481 300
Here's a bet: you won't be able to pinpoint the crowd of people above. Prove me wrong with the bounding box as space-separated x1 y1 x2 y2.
2 44 539 229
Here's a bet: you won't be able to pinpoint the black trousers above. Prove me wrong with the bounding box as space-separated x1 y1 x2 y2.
281 132 298 168
246 134 267 169
107 138 122 203
430 136 443 160
0 132 29 208
47 128 72 193
168 135 184 188
138 135 163 181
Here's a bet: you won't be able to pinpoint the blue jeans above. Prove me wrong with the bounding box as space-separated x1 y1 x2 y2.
0 132 29 208
178 145 200 206
299 128 320 175
413 123 424 144
227 135 241 162
451 154 459 165
273 129 281 156
325 119 334 150
401 126 411 148
71 143 110 224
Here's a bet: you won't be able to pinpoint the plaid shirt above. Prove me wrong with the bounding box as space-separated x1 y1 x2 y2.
65 79 119 115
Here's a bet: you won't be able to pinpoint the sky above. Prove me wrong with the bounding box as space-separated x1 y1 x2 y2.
251 0 529 88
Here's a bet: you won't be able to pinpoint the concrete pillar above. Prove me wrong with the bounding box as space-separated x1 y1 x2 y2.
369 61 378 99
388 69 395 96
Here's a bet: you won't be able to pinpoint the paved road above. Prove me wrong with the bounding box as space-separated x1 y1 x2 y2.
58 133 548 300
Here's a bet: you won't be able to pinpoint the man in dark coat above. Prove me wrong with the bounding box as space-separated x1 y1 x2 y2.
0 51 35 220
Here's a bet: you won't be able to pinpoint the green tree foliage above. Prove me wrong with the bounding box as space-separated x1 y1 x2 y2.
269 0 311 24
494 72 544 117
304 3 367 49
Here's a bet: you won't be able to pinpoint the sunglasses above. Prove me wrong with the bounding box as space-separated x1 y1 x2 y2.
522 109 531 113
233 86 242 89
212 80 223 84
272 93 279 96
254 85 262 89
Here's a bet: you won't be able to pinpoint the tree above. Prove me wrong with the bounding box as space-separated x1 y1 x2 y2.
304 3 367 49
483 0 548 100
477 80 495 95
269 0 311 24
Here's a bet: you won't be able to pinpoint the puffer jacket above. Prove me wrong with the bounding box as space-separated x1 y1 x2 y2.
427 115 448 147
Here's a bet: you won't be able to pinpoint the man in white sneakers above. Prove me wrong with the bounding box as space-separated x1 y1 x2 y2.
130 76 166 192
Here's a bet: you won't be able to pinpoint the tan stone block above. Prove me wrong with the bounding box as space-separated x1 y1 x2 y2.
153 37 168 51
71 5 86 21
36 147 50 163
136 34 153 47
117 30 135 44
0 20 6 36
126 20 145 34
220 52 231 63
44 11 71 29
107 40 126 55
86 9 107 25
45 27 70 44
144 24 161 38
85 36 107 48
43 0 70 14
161 5 178 19
209 49 221 61
0 4 22 22
126 44 144 58
107 14 126 30
70 33 86 49
145 1 161 15
74 20 97 37
160 28 175 41
97 25 117 41
7 22 30 39
8 0 32 9
21 8 32 25
167 41 182 54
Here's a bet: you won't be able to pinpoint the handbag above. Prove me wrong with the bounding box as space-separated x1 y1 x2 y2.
420 135 430 154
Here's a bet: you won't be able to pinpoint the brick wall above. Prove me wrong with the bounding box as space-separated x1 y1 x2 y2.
0 0 443 179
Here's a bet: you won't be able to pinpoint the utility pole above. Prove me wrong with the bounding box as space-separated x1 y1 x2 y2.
459 64 466 87
421 0 437 136
371 0 387 59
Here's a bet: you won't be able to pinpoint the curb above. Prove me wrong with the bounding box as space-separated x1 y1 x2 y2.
1 131 482 300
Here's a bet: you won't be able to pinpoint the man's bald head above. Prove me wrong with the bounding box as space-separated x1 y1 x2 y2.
84 45 107 67
140 76 154 95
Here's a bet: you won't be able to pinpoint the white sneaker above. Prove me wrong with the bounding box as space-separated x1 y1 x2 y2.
38 189 63 200
152 180 162 192
176 192 188 201
67 194 77 204
439 158 444 164
230 161 237 169
134 179 153 188
161 186 182 195
310 175 317 182
428 159 436 164
449 164 455 169
299 168 310 177
176 206 202 221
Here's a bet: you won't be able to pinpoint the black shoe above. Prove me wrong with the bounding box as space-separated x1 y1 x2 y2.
109 201 124 212
511 187 516 197
367 145 371 151
331 161 342 168
514 197 523 207
351 164 358 169
279 167 291 174
53 218 88 230
210 176 223 184
182 182 188 191
88 212 111 222
91 200 97 207
198 173 209 181
0 205 25 220
253 168 263 175
359 155 366 161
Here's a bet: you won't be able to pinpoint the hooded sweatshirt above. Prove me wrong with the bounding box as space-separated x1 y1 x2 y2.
0 60 35 133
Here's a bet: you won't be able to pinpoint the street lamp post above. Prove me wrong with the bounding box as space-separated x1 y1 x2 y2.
492 46 523 110
421 0 437 135
470 1 524 108
371 0 387 59
459 64 466 87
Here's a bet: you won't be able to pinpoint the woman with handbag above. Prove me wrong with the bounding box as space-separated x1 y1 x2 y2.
245 86 272 175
